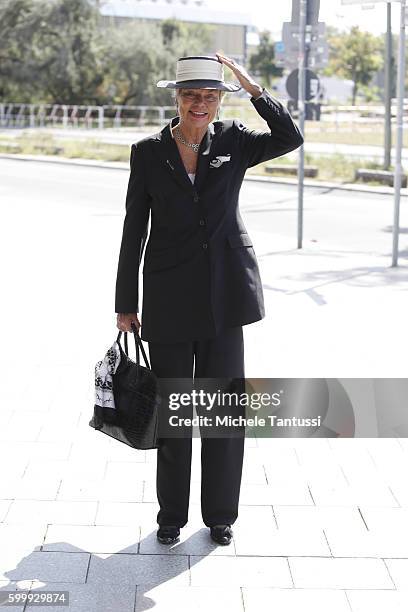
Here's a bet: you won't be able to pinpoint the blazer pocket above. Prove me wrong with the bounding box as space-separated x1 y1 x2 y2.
143 254 178 273
227 233 253 248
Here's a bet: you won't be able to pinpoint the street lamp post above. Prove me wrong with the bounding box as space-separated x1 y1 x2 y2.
384 2 392 171
392 0 406 266
297 0 307 249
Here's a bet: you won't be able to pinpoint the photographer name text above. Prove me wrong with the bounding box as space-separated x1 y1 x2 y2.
168 415 322 428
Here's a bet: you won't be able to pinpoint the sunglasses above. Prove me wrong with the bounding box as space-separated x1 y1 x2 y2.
180 91 220 104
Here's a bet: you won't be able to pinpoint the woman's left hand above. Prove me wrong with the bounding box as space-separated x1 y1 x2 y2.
216 52 263 98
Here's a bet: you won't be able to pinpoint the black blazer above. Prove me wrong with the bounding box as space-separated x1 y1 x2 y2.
115 87 304 343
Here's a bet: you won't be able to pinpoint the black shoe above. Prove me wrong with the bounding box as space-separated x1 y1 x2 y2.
210 524 233 545
157 525 180 545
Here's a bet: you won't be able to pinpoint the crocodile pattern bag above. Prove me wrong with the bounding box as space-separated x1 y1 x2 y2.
89 323 160 449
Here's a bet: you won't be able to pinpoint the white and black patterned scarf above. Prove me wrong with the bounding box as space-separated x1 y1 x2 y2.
94 341 121 409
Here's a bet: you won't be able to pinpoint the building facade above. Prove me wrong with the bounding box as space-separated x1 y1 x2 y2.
99 0 252 63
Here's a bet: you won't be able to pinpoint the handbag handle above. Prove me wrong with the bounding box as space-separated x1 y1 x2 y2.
116 322 151 370
123 330 140 365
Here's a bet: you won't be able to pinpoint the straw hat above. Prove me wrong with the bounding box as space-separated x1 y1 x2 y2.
156 55 241 92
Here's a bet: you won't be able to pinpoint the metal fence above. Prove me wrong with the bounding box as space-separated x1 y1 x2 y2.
0 103 176 129
1 101 407 131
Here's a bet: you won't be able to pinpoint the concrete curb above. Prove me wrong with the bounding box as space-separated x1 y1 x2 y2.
1 152 407 197
245 173 408 197
0 153 126 171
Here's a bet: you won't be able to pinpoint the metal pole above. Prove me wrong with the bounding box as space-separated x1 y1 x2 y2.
98 106 104 130
297 0 307 249
384 1 392 170
391 0 406 267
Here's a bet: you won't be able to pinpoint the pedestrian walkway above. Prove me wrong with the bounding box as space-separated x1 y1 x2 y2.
0 161 408 611
1 400 408 611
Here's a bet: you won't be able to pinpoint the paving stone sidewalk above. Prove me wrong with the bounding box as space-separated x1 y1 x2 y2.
1 367 408 612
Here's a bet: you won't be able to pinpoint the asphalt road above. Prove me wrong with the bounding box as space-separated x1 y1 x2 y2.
1 157 407 378
1 155 404 255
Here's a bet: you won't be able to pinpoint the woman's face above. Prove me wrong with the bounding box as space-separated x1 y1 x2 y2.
176 88 221 127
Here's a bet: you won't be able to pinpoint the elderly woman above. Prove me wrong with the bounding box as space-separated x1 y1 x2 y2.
115 53 303 545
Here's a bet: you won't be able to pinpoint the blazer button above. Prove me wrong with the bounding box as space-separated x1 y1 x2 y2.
193 195 199 203
202 242 208 249
199 219 205 226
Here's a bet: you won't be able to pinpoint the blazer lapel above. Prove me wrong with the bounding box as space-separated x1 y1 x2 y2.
194 122 215 192
154 117 218 195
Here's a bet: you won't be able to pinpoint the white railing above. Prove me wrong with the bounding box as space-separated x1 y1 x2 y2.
0 104 176 129
1 101 407 131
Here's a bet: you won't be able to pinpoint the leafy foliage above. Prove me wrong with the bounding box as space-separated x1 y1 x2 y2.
99 18 214 106
248 31 283 88
324 26 382 105
0 1 214 104
0 0 105 103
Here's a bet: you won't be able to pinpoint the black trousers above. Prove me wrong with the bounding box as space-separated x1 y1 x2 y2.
148 326 245 528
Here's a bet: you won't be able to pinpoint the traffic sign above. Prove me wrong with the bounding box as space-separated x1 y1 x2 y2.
282 21 326 41
286 68 321 101
281 21 328 70
275 41 285 53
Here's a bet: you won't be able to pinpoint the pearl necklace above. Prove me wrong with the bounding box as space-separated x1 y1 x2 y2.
173 125 200 153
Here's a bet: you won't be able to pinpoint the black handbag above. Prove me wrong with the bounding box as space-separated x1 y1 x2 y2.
89 322 160 449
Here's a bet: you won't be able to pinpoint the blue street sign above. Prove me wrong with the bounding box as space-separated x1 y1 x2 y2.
275 41 285 53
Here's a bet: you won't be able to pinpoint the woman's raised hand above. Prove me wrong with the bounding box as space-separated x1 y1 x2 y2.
116 313 141 332
215 52 263 98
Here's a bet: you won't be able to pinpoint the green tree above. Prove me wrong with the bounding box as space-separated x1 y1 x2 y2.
99 18 214 106
248 31 283 88
161 19 183 46
0 0 45 101
40 0 105 104
0 2 215 106
0 0 105 104
324 26 382 105
97 21 162 105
